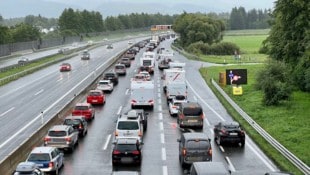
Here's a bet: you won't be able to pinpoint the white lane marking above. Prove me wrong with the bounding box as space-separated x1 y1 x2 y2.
225 156 236 172
0 107 15 117
159 122 164 131
117 106 123 115
163 166 168 175
219 146 225 153
158 105 162 112
162 147 166 161
125 88 129 95
34 89 44 96
159 113 163 120
157 84 161 88
158 92 161 98
203 112 210 126
161 133 165 144
246 140 277 171
158 99 161 105
187 80 225 121
102 134 111 150
56 78 62 82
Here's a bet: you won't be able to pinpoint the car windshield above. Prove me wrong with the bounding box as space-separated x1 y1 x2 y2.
48 130 67 137
75 106 89 110
117 121 139 130
27 153 50 161
186 140 210 150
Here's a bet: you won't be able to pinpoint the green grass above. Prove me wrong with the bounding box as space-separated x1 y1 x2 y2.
200 64 309 175
196 30 270 64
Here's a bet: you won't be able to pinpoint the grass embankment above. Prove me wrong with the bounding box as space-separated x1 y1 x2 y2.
194 29 309 174
199 29 269 64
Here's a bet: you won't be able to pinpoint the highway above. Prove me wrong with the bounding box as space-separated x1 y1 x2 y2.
0 38 281 175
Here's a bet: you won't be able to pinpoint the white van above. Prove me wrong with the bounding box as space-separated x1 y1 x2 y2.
130 80 154 110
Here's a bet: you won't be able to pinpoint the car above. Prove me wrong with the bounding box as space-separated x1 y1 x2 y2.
43 125 79 152
18 57 29 65
177 102 204 129
114 63 126 76
123 50 135 60
177 132 212 168
26 147 64 175
72 103 95 121
112 137 143 166
96 79 114 92
13 162 45 175
103 71 119 85
115 110 145 143
188 162 231 175
122 109 148 131
59 63 71 72
119 57 131 67
132 73 147 81
86 89 106 105
128 40 133 45
139 71 151 81
81 50 90 60
63 115 88 137
168 95 188 117
107 44 113 49
213 121 245 147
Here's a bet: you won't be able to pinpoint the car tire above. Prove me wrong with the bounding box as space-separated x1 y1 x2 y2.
240 140 245 147
217 136 222 145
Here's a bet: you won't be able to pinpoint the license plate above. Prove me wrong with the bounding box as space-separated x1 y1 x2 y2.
230 133 238 136
92 100 98 102
37 164 44 167
121 157 133 163
188 120 197 122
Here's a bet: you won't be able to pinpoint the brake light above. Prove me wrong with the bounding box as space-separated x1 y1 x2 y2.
132 150 140 155
44 137 51 142
148 100 154 104
79 124 83 129
179 114 184 119
200 113 204 119
182 148 187 156
115 131 118 136
208 148 212 156
131 100 137 104
240 130 245 135
138 131 143 137
49 162 54 168
65 137 71 142
113 150 121 155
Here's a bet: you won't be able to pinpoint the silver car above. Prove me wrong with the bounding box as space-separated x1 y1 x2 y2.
97 79 114 92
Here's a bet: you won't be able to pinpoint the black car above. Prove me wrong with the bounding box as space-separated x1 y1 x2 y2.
214 121 245 147
103 72 119 85
63 116 88 137
112 137 143 166
120 57 131 67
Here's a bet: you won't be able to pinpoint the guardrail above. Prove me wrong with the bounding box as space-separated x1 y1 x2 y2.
211 79 310 175
0 43 129 175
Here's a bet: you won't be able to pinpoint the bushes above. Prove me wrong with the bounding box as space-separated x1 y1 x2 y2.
186 41 240 55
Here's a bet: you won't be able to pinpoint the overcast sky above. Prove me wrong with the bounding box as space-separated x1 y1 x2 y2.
0 0 276 18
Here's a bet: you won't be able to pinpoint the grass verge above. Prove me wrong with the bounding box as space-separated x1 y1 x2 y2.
200 64 308 175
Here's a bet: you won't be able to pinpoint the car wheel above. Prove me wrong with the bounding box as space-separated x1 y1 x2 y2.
53 166 59 175
217 136 222 145
240 140 245 147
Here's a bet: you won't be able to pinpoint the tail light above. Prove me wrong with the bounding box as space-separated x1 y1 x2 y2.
138 131 143 137
240 130 245 135
131 100 137 104
49 162 54 168
132 150 140 155
182 148 187 156
172 105 177 109
79 124 83 129
44 137 51 142
113 150 121 155
65 137 71 144
200 113 204 120
208 148 212 156
179 114 184 119
148 100 154 104
115 131 118 136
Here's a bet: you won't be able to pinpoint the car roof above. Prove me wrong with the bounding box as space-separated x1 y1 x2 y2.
64 115 86 120
112 171 140 175
191 162 230 175
116 137 140 144
89 89 103 93
181 102 201 108
15 162 38 172
75 103 91 106
49 125 70 131
30 146 55 153
221 121 240 127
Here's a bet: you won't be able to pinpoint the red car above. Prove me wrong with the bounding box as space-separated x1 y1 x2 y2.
59 63 72 72
86 90 106 105
72 103 95 121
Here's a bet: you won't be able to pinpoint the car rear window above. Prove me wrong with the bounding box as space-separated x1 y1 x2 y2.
64 119 81 125
115 65 125 69
186 140 210 150
116 144 137 151
105 73 115 77
183 107 202 115
75 106 89 110
90 91 101 96
143 60 152 66
117 121 139 130
27 153 50 161
48 131 67 137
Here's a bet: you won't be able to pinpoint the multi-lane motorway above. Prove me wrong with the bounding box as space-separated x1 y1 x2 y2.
0 38 281 175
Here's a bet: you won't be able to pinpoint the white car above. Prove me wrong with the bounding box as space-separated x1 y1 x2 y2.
139 71 151 81
97 80 114 92
168 95 188 117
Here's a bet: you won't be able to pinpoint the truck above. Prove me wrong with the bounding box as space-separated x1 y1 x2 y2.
150 35 159 47
130 80 154 110
162 68 186 92
166 82 188 104
140 52 156 74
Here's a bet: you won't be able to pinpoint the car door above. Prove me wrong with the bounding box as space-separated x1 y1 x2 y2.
52 149 63 169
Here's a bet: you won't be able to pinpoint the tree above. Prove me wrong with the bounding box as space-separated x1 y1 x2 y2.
0 25 12 44
11 23 40 42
